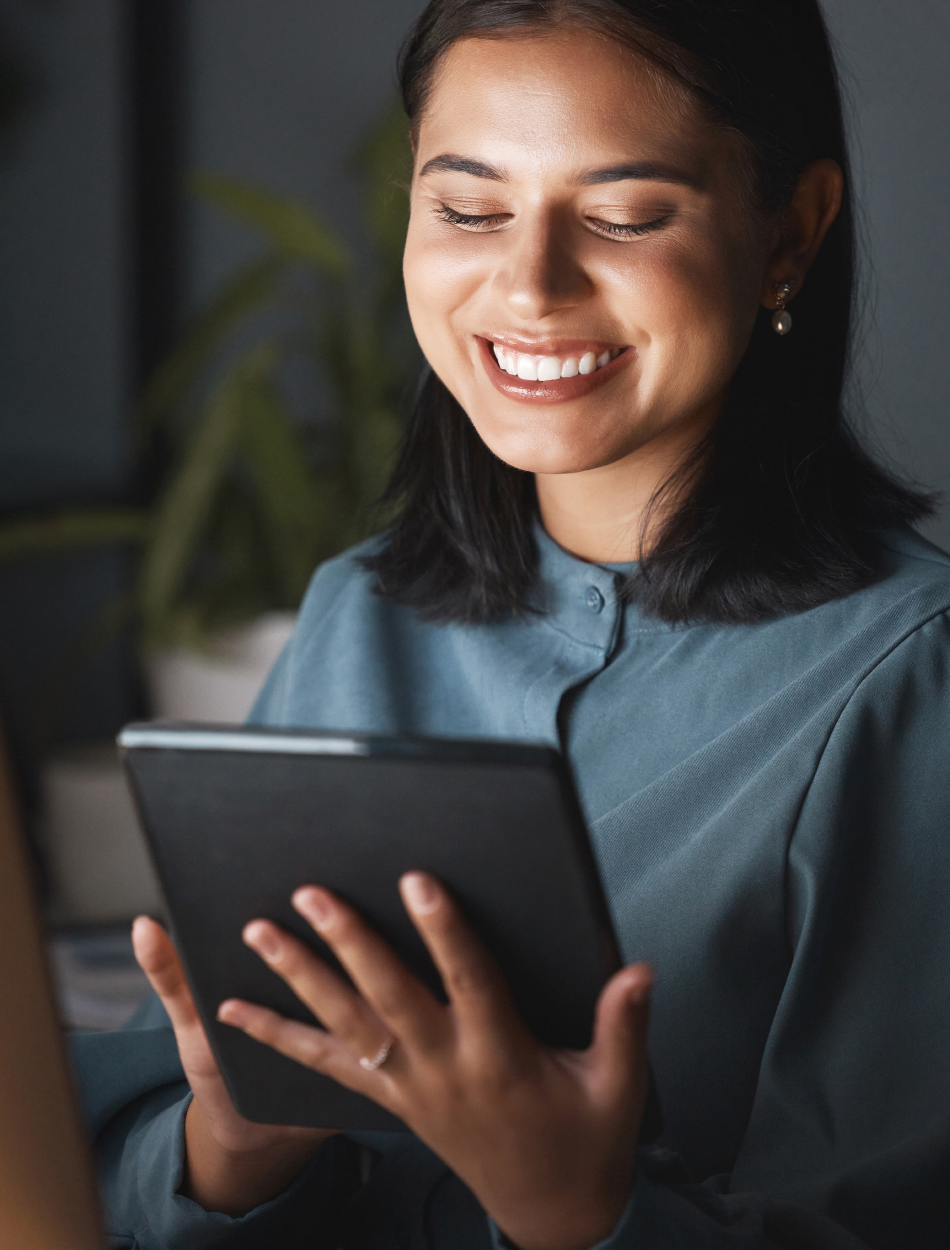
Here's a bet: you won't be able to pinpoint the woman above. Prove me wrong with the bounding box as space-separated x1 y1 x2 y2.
77 2 950 1247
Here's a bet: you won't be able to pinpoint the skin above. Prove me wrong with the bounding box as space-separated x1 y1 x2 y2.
133 27 843 1250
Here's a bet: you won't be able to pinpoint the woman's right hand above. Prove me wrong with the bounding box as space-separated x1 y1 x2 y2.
132 915 333 1216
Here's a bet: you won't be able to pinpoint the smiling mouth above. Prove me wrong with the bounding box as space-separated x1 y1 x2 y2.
477 335 633 404
488 340 625 381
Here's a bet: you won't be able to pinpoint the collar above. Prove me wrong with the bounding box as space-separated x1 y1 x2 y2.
533 522 629 652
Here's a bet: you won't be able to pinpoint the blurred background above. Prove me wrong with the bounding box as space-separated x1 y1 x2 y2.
0 0 948 1028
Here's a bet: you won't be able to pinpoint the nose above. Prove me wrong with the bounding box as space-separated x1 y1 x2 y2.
491 208 592 321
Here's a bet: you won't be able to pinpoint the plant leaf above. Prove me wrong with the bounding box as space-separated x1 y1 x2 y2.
239 374 337 600
138 348 276 640
137 251 287 430
0 509 151 561
192 173 351 278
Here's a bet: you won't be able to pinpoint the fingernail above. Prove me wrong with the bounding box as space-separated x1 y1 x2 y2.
217 999 245 1026
401 872 440 915
244 922 282 960
293 887 335 932
628 977 654 1006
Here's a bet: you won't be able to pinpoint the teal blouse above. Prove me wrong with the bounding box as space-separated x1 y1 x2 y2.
73 523 950 1249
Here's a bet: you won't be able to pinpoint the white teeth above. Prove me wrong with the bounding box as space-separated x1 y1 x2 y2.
491 341 621 380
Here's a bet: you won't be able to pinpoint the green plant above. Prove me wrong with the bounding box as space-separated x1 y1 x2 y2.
0 99 418 651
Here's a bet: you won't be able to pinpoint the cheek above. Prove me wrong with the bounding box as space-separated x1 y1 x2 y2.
617 233 762 397
403 223 487 365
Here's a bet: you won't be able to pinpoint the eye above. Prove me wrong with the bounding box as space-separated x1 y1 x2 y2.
586 214 671 240
435 205 511 232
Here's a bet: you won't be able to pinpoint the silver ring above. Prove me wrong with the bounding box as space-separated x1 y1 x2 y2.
359 1038 394 1071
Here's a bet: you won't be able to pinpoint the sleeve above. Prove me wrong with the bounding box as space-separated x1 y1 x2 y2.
70 1028 361 1250
495 611 950 1250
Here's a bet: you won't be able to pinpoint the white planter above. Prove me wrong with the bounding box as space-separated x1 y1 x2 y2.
144 610 297 723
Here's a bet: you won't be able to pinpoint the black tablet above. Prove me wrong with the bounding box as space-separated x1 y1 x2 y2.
118 723 642 1135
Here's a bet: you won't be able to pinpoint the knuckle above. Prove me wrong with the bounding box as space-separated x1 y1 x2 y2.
298 1027 336 1068
443 959 492 999
245 1011 283 1047
333 998 371 1040
371 983 411 1022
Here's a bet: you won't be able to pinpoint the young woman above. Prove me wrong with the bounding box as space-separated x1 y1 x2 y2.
77 2 950 1247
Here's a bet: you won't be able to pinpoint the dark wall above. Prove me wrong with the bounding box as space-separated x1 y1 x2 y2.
185 0 426 305
0 0 129 509
823 0 950 548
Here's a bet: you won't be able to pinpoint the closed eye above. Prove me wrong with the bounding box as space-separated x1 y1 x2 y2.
586 214 671 239
435 205 511 231
434 204 672 238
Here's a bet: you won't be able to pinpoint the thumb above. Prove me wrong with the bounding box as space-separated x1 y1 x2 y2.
132 914 201 1034
587 963 653 1101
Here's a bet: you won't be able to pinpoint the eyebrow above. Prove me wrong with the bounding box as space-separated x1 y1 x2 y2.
419 154 506 180
580 161 699 189
419 153 699 189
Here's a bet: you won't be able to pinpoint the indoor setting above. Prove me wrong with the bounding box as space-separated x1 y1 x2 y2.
1 1 949 1247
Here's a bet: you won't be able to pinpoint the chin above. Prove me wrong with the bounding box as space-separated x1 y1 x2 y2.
472 422 626 476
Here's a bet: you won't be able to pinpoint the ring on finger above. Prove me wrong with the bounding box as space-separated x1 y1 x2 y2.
359 1037 395 1071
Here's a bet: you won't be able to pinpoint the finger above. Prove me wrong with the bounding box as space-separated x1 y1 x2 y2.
132 915 202 1034
242 919 390 1059
217 998 391 1104
399 872 530 1052
292 886 445 1049
587 963 654 1103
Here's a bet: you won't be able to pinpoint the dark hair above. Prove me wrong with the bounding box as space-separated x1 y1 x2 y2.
364 0 933 626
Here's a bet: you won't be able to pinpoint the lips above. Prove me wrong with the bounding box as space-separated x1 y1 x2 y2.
477 336 634 404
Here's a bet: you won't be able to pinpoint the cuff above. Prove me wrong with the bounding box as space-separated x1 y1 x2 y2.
99 1088 356 1250
487 1171 734 1250
486 1178 643 1250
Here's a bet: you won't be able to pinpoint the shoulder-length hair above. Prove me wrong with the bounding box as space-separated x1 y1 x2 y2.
364 0 933 626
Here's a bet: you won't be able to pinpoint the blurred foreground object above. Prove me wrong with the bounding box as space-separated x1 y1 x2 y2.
0 723 104 1248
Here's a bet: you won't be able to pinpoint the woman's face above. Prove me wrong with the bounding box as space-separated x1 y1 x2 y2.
403 29 773 477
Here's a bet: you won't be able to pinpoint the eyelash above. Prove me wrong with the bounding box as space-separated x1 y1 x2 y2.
434 205 670 238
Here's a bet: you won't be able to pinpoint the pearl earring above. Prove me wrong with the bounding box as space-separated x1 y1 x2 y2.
772 282 794 335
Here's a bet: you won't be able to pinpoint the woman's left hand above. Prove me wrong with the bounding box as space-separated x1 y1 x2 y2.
217 872 653 1250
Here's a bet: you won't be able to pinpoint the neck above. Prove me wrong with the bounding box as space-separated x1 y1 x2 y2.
534 402 718 564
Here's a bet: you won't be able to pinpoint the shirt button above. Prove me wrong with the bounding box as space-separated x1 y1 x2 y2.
585 585 605 613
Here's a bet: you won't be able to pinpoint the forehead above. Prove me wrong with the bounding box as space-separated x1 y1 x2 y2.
417 29 717 176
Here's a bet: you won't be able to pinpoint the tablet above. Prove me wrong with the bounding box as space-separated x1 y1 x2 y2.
119 723 648 1135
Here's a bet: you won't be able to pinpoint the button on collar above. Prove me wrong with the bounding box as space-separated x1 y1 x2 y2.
585 585 605 613
533 523 624 652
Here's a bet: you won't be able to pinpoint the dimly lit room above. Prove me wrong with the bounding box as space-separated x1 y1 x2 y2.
2 2 949 1246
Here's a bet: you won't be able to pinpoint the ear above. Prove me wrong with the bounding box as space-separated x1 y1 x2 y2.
761 158 844 311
